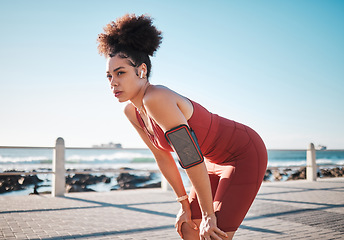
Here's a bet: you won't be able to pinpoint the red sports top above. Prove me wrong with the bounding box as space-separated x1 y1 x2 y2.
135 99 254 164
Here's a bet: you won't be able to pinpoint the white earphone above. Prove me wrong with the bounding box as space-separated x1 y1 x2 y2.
140 70 144 79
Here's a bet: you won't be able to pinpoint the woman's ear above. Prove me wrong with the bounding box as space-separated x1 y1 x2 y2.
138 63 147 78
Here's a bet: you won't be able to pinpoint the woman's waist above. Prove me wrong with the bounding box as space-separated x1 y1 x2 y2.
201 116 265 160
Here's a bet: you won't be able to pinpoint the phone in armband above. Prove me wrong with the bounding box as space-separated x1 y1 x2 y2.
165 124 204 169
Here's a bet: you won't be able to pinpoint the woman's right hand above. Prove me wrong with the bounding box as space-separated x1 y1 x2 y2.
175 206 198 239
199 213 227 240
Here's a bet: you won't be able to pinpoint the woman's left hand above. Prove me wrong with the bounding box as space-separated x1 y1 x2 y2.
175 207 198 239
199 213 228 240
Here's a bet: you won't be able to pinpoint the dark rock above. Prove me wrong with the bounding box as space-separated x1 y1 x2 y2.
66 184 95 193
263 169 271 181
102 176 111 183
4 169 25 173
273 170 282 181
113 172 161 190
119 167 134 171
287 167 306 181
299 167 306 179
67 174 111 186
331 167 343 177
116 172 150 189
29 185 39 195
320 167 343 178
22 175 43 185
0 174 43 193
64 173 112 193
110 185 120 191
140 182 161 188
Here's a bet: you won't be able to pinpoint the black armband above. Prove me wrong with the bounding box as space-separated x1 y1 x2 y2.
165 124 204 169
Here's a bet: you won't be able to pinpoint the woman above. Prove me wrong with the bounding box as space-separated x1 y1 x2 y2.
97 14 267 240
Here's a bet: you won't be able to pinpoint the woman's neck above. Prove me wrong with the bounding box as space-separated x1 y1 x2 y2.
131 81 151 114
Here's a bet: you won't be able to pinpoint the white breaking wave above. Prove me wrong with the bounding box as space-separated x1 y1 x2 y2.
0 150 154 163
268 160 307 167
335 160 344 165
66 152 153 162
0 155 50 163
316 158 336 165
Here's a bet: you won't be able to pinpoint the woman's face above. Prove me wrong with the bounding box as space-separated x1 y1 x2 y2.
106 55 144 103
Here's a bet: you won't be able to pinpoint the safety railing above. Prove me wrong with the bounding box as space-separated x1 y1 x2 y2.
0 139 319 197
0 137 171 197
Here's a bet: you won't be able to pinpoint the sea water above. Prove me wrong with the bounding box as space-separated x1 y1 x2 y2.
1 148 344 170
0 148 157 171
1 148 343 196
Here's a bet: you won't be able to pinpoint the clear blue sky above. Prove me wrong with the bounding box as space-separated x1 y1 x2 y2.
0 0 343 149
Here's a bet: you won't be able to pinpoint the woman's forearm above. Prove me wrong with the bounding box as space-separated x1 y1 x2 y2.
185 162 214 215
154 152 188 199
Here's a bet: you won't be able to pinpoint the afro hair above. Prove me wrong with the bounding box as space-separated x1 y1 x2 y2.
97 14 163 57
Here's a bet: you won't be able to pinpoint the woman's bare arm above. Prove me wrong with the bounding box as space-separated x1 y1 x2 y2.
124 103 187 199
143 87 215 216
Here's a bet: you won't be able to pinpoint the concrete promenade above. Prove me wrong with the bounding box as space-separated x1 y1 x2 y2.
0 177 343 240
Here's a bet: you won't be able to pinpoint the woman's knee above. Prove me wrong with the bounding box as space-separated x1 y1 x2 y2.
181 222 199 240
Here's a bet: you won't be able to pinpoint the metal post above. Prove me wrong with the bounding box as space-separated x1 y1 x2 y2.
306 143 317 181
52 137 65 196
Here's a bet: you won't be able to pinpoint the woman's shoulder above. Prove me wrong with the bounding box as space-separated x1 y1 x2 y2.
124 103 140 125
124 102 135 114
144 84 180 104
146 84 174 95
143 84 193 123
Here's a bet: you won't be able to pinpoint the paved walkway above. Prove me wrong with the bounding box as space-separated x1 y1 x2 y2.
0 177 343 240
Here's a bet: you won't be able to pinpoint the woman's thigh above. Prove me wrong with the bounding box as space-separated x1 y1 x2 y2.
189 150 266 232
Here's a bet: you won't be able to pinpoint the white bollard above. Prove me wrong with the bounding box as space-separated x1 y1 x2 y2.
161 175 172 191
306 143 317 181
52 137 65 196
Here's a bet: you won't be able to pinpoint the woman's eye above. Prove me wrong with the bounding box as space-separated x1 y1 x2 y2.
106 75 112 80
117 71 125 76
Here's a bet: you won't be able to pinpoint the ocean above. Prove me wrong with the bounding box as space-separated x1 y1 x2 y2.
1 147 344 170
0 148 159 172
1 148 343 196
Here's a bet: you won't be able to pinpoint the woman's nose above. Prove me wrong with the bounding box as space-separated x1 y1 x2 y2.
110 78 118 87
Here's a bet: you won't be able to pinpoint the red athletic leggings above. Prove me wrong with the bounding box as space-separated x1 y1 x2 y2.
188 126 268 232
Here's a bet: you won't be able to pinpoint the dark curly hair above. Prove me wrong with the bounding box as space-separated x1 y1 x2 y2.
97 14 163 79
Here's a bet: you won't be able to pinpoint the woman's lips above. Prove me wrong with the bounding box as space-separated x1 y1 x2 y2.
114 91 122 97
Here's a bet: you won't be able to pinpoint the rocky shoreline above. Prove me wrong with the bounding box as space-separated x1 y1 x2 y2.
0 170 44 194
0 168 162 195
1 166 343 195
65 169 161 193
264 166 344 181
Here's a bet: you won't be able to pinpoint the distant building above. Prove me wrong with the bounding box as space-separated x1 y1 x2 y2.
92 142 122 148
315 145 327 150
